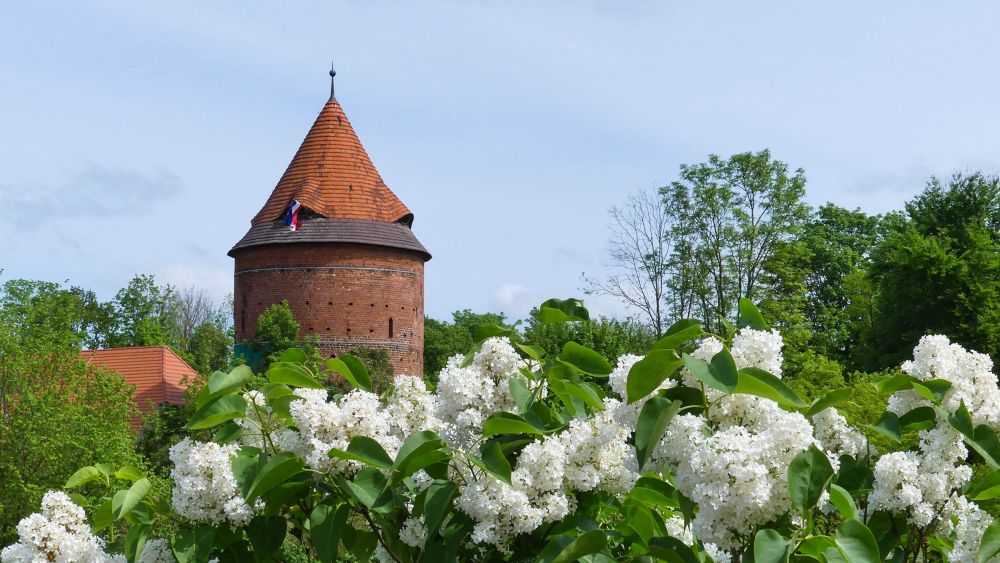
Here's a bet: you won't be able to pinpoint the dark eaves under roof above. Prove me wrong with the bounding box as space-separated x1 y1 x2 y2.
228 218 431 260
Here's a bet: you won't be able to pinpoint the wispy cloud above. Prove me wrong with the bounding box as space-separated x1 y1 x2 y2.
0 164 181 228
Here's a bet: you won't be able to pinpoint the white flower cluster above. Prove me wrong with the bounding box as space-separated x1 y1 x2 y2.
386 375 442 437
652 329 823 549
812 408 867 461
456 395 638 548
136 539 173 563
435 338 527 448
609 354 675 427
869 427 972 526
236 390 283 449
169 438 255 526
941 495 1000 563
892 334 1000 428
664 516 731 563
0 491 124 563
279 388 401 474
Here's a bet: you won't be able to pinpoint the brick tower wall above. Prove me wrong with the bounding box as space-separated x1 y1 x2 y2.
233 242 425 376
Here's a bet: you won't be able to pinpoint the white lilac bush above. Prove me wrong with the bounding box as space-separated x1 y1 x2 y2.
8 298 1000 562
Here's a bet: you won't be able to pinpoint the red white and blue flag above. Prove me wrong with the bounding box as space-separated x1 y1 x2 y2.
285 199 302 231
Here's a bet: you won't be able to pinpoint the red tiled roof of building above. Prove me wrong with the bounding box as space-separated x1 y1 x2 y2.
250 99 413 226
80 346 196 425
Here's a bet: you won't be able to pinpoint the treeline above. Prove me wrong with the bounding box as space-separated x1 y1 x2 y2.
582 151 1000 379
0 275 233 375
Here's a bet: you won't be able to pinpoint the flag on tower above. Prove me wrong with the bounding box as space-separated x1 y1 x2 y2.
285 200 302 231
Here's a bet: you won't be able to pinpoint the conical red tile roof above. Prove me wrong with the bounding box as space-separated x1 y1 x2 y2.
250 99 413 226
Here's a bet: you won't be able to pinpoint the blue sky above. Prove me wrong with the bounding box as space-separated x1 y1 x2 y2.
2 1 1000 321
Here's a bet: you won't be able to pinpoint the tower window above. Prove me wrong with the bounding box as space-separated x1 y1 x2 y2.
389 317 394 339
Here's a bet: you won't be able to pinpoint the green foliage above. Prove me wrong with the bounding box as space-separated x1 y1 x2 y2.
107 274 180 348
253 300 322 372
186 321 232 375
522 310 654 362
423 309 509 378
342 348 394 395
0 353 144 545
859 174 1000 370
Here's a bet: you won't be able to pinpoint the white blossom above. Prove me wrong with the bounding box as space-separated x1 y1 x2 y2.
812 408 867 461
1 491 124 563
169 438 255 526
136 539 173 563
280 388 400 474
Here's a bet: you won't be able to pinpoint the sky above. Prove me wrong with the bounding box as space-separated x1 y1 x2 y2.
2 1 1000 322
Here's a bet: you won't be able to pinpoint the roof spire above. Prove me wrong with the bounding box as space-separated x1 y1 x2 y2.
329 63 337 100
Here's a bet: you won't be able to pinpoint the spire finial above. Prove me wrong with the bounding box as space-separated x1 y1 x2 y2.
329 63 337 100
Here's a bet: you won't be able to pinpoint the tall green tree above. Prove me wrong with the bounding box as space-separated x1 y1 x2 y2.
863 173 1000 369
662 150 810 330
0 281 145 544
106 274 179 348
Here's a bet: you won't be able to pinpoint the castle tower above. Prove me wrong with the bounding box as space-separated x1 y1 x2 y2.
229 67 431 375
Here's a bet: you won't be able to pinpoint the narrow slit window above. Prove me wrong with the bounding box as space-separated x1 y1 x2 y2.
389 317 394 339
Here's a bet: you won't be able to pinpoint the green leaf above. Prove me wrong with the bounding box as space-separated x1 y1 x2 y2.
912 378 952 403
207 365 253 396
865 411 902 443
170 526 215 563
898 406 937 431
558 380 605 411
277 347 307 363
269 361 323 389
559 342 613 376
393 431 446 477
114 465 145 482
626 349 683 404
65 466 102 489
213 421 244 444
545 530 607 563
979 518 1000 563
509 376 533 413
329 436 393 469
806 387 853 417
340 355 373 392
949 399 975 438
753 529 790 563
473 323 517 342
310 504 350 563
737 298 768 330
734 367 807 408
124 523 150 563
835 519 880 563
681 349 738 395
248 515 286 562
538 298 590 323
343 468 388 507
91 499 113 532
326 357 370 392
634 398 681 469
515 342 545 362
647 536 699 563
422 481 458 543
114 477 151 520
828 484 860 521
873 373 915 395
651 319 702 351
788 444 835 512
969 469 1000 501
972 424 1000 468
246 451 305 502
480 441 512 485
187 394 247 430
232 446 264 498
482 412 544 437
